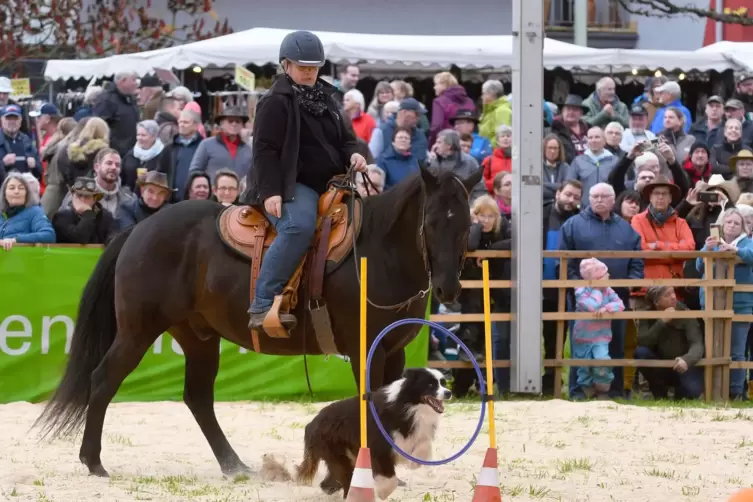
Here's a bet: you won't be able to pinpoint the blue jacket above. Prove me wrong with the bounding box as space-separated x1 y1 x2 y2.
0 132 41 186
696 238 753 312
0 205 56 243
369 118 428 163
650 100 692 135
377 145 420 189
172 133 203 200
469 133 493 164
560 207 644 288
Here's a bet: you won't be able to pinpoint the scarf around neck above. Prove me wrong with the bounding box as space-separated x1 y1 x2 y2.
133 139 164 162
290 78 328 116
648 204 675 226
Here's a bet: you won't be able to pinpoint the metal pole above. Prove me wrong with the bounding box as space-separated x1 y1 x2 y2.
511 0 543 393
715 0 724 43
573 0 588 46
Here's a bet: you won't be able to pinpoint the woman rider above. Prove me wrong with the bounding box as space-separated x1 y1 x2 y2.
243 30 368 330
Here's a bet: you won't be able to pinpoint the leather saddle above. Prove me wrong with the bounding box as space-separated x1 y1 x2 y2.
217 178 363 353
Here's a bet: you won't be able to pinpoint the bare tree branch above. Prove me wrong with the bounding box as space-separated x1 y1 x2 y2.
0 0 232 73
616 0 753 25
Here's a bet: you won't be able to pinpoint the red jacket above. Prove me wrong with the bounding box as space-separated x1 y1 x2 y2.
482 148 512 193
682 158 712 186
352 113 377 143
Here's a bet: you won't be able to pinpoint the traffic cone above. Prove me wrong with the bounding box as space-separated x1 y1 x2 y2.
472 447 502 502
345 447 375 502
729 488 753 501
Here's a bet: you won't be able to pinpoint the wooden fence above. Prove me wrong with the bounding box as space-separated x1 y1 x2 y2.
429 250 753 402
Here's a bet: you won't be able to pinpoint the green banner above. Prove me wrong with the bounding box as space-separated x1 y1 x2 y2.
0 247 429 403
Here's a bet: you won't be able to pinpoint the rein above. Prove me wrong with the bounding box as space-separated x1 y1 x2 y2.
335 167 469 311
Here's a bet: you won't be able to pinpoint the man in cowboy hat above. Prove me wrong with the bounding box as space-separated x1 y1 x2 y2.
51 176 118 244
116 171 174 231
449 109 492 164
550 94 590 164
189 106 253 180
729 148 753 194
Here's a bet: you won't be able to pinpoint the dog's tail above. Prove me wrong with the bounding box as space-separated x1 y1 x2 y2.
295 442 320 485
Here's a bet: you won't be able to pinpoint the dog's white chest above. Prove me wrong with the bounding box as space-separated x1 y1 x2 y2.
391 404 439 465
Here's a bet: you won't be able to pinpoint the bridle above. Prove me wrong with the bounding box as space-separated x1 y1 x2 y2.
336 167 470 311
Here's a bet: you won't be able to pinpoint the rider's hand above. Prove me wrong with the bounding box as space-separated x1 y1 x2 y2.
264 195 282 218
350 153 367 173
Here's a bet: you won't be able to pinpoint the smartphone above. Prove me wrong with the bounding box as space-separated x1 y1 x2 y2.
698 191 720 203
710 225 721 240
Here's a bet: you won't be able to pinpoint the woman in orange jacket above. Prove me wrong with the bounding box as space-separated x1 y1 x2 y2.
631 176 695 299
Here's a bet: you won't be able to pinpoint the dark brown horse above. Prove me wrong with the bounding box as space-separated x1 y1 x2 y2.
35 166 481 477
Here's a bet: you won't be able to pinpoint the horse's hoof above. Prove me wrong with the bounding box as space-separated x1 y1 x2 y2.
222 463 254 478
88 464 110 477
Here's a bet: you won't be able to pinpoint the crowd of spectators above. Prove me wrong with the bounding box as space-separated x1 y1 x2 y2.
2 66 753 401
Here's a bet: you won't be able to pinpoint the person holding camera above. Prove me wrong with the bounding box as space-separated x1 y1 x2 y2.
52 176 118 244
608 138 690 202
696 207 753 400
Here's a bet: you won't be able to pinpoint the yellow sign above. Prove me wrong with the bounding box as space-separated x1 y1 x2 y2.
234 65 255 91
10 78 30 98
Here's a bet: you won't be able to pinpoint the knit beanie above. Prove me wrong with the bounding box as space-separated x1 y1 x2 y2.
579 258 608 281
688 141 710 159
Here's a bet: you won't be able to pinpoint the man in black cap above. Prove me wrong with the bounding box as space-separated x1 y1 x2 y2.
689 95 724 146
449 109 492 164
550 94 589 164
620 103 657 152
734 72 753 118
93 71 141 158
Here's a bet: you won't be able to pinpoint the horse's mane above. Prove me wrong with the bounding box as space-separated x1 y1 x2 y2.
360 171 423 237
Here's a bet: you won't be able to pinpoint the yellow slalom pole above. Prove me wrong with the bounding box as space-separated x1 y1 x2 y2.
360 257 368 449
482 260 497 449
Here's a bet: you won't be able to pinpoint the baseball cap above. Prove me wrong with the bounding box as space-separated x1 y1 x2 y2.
399 97 424 113
1 104 22 117
28 103 60 118
725 99 744 110
738 72 753 84
629 104 647 116
707 95 724 105
655 81 681 95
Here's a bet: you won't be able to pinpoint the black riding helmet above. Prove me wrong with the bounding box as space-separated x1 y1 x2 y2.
279 30 325 67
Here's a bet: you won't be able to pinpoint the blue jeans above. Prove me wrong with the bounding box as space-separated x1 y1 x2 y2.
249 183 319 313
492 322 510 393
572 341 613 388
634 346 703 399
567 295 626 398
731 315 752 397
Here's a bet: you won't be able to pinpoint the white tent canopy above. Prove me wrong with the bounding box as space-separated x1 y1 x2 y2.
43 27 745 81
697 41 753 72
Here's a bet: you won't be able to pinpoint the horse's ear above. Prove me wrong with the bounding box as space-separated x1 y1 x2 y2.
462 167 483 196
419 161 438 190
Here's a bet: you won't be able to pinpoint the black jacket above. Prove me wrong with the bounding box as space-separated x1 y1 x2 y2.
121 145 173 192
52 203 118 244
242 75 360 205
92 87 140 158
608 152 690 204
116 197 171 231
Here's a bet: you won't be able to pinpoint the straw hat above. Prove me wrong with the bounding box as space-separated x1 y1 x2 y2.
729 148 753 174
705 174 741 204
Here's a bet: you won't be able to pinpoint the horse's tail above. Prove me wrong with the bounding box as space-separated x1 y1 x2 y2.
34 227 135 439
295 426 320 485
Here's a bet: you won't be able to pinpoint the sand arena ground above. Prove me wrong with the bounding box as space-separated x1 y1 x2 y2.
1 400 752 501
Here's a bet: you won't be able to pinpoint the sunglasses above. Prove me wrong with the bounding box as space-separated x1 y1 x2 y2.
72 179 97 192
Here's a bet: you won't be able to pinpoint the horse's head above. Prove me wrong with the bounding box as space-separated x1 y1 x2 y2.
419 164 483 304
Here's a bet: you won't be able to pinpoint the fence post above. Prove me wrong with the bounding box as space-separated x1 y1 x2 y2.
711 256 729 401
703 257 713 402
553 257 567 399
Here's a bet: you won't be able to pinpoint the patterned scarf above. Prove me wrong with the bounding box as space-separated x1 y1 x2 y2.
290 78 328 116
648 204 675 226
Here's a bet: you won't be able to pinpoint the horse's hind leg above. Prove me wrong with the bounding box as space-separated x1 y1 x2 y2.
172 326 251 476
80 333 157 477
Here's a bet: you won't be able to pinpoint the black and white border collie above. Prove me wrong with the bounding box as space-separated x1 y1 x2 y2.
296 368 452 500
